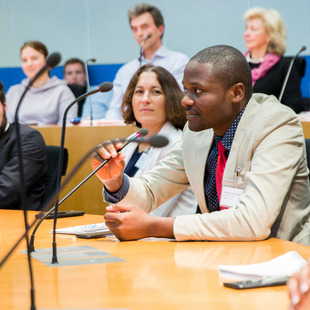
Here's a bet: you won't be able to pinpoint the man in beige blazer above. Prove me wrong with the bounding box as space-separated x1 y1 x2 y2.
91 45 310 243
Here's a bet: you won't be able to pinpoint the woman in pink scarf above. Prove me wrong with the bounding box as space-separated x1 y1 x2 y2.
243 7 306 113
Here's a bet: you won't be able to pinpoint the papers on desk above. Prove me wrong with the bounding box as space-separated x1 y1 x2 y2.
298 111 310 122
219 251 307 281
79 118 126 126
52 223 112 235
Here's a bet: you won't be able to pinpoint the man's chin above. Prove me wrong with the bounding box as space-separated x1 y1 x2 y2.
187 121 203 132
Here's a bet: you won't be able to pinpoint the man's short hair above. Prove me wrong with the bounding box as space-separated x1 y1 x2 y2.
0 81 5 106
128 3 164 29
191 45 253 101
63 58 86 74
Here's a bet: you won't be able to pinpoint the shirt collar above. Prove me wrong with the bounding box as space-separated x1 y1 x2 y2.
245 53 263 64
4 121 10 133
214 106 246 151
140 45 167 62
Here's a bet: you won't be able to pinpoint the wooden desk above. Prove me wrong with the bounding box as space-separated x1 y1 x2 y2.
34 124 137 215
302 121 310 139
1 210 310 310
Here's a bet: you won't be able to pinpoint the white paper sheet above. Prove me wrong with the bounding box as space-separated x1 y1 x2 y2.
219 251 307 281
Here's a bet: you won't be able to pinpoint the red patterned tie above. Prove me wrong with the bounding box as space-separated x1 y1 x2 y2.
216 141 227 207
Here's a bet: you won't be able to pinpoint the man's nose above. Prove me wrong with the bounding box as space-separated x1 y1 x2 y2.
181 94 194 107
136 28 144 37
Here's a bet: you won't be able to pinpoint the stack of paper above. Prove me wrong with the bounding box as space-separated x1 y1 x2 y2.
219 251 307 281
52 223 111 235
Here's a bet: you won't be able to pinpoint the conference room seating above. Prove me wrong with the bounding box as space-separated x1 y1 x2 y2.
305 139 310 176
41 145 69 209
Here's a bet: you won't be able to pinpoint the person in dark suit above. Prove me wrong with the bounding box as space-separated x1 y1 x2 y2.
243 7 307 113
0 81 47 210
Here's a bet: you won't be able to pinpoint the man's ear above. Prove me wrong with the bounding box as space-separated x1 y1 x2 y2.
231 83 245 103
4 101 7 112
158 24 164 38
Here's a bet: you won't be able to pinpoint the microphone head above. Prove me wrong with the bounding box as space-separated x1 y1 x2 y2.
98 82 113 92
137 128 148 138
301 46 307 52
146 33 152 40
149 135 169 148
46 52 61 68
86 58 96 64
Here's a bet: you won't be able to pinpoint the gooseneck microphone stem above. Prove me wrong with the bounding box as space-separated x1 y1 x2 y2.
12 51 61 310
1 130 169 270
51 82 113 264
139 34 152 67
278 46 307 102
85 58 96 126
1 134 104 269
14 88 36 310
29 128 148 252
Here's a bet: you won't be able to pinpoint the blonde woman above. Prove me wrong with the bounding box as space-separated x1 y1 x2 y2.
243 7 305 113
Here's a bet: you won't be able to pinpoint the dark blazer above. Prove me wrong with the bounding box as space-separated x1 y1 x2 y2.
251 56 307 113
0 123 47 210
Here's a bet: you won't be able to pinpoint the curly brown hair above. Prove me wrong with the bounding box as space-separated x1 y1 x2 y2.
121 64 186 130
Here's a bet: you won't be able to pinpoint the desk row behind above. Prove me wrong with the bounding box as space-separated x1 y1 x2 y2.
34 124 138 215
35 121 310 215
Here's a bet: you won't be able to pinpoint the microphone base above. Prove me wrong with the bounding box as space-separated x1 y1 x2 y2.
51 242 59 264
35 210 85 220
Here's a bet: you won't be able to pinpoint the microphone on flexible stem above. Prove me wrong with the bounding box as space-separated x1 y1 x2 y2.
29 128 148 252
50 81 113 264
14 51 61 310
0 128 169 268
1 129 168 270
278 46 307 102
84 58 96 126
139 34 152 67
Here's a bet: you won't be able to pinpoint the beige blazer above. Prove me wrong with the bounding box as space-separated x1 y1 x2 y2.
112 94 310 242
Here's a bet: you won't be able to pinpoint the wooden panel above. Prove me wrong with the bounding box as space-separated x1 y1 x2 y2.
302 121 310 139
34 125 137 215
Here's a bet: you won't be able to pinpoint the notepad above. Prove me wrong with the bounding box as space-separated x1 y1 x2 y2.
52 223 111 235
219 251 307 281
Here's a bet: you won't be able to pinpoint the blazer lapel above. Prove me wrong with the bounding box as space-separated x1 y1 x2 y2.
183 125 214 213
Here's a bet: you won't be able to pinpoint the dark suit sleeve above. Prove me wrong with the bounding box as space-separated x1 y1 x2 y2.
0 128 47 209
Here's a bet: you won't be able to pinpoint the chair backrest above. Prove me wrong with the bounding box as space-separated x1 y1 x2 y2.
67 84 86 117
41 145 69 209
305 139 310 179
284 56 306 79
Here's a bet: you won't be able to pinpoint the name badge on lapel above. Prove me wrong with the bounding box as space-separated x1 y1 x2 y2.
135 152 149 170
220 180 245 209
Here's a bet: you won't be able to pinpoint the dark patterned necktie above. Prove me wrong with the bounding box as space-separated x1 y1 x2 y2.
204 136 221 212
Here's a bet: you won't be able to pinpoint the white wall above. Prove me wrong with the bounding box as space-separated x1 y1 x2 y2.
0 0 309 67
